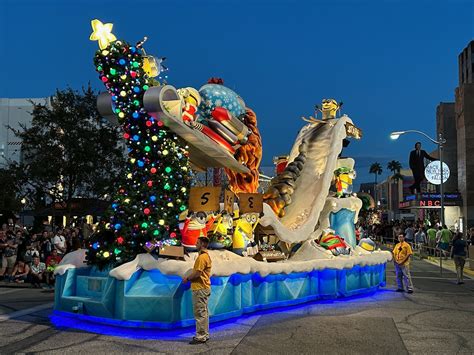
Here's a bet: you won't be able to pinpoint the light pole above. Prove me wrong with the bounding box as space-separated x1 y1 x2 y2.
391 130 447 276
390 130 446 226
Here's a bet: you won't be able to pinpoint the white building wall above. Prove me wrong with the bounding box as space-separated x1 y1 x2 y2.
0 98 47 166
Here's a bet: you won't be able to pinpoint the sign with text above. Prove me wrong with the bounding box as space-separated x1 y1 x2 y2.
239 193 263 214
224 189 235 214
345 122 362 139
425 161 450 185
189 187 220 211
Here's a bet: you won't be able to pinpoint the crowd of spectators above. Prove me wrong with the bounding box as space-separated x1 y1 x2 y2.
357 219 474 256
0 219 92 289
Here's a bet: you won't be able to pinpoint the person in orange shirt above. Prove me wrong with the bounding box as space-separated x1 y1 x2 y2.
393 234 414 293
182 236 212 344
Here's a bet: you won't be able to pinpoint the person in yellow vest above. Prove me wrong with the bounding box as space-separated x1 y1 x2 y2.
393 233 414 293
182 237 212 344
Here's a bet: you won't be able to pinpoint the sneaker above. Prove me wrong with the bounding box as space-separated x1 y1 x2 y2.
189 337 208 345
407 289 413 294
395 289 404 292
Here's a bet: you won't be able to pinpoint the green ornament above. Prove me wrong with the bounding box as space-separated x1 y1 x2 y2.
143 85 149 91
164 183 171 190
153 230 160 236
141 222 148 228
165 167 171 173
110 68 117 75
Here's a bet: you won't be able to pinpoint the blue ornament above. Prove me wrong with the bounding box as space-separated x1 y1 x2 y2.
132 112 139 119
112 203 118 209
133 135 139 141
198 84 246 120
119 59 126 65
137 160 144 167
150 196 157 202
133 86 141 93
92 242 99 250
114 223 121 230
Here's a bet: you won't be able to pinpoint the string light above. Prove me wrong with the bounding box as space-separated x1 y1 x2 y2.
87 36 191 268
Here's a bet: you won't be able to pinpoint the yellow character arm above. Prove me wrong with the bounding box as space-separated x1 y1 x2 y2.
252 217 260 232
213 216 223 234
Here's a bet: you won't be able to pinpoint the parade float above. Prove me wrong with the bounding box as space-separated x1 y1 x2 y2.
53 20 391 329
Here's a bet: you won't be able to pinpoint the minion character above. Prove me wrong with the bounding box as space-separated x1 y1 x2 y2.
179 210 216 252
333 158 356 198
208 211 233 249
318 229 351 256
358 237 376 252
315 99 342 120
334 167 356 197
232 212 260 256
177 87 201 124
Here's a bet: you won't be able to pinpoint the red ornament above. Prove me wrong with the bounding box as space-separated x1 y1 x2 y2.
117 236 124 244
144 208 151 215
157 120 164 127
147 180 153 187
146 120 153 127
170 232 176 238
101 76 108 83
150 167 157 174
130 71 137 78
123 133 130 139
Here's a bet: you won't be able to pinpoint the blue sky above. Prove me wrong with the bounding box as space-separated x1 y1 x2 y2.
1 0 473 186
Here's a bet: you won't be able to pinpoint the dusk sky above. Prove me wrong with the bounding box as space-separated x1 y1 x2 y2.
1 0 473 186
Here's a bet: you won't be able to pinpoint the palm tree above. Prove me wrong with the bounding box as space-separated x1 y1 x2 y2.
369 162 383 184
387 160 403 206
387 160 402 175
369 162 383 204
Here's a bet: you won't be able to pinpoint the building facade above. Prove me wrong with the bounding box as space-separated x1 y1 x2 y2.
455 40 474 227
0 98 47 167
436 103 458 193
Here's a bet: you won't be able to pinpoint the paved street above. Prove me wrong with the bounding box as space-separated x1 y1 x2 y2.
0 259 473 354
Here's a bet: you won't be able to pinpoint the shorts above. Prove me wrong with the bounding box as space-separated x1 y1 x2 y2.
2 255 17 269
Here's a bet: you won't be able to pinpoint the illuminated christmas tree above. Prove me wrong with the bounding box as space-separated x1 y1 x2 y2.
86 20 191 269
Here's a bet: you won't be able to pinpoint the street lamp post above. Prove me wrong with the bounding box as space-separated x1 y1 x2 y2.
390 130 447 275
390 130 446 226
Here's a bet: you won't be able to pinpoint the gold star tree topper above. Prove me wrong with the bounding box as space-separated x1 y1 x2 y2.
90 19 117 49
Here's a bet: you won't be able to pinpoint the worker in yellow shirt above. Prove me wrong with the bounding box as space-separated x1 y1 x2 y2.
182 236 212 344
393 234 414 293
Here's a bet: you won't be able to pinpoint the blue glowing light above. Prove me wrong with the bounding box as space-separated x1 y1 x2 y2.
50 288 395 339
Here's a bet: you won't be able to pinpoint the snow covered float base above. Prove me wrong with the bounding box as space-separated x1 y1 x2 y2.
53 260 386 329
